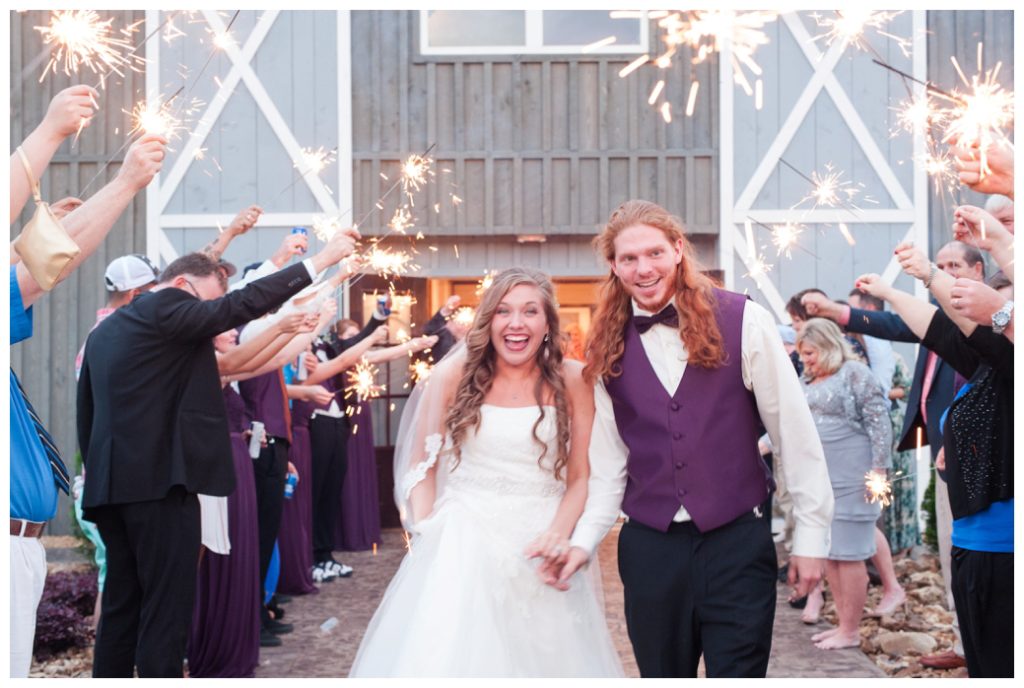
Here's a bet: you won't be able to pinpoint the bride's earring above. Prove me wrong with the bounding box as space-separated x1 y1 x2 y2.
543 332 550 342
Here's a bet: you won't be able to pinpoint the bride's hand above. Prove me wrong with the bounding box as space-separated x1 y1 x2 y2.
524 531 571 567
536 547 589 591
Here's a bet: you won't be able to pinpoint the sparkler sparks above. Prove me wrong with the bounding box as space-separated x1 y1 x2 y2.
36 10 142 81
410 359 433 385
345 361 384 403
364 245 415 279
811 10 912 58
865 470 895 506
297 146 337 176
939 54 1014 178
452 307 475 328
476 270 497 297
388 206 414 235
127 97 184 140
401 153 434 200
770 222 804 257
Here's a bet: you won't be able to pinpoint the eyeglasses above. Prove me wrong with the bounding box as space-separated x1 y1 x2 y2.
182 278 201 299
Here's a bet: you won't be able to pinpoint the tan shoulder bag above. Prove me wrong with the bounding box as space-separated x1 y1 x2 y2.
12 146 81 291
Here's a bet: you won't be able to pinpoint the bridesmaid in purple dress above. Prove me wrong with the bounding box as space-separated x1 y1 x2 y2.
335 399 382 551
188 337 261 677
275 355 319 596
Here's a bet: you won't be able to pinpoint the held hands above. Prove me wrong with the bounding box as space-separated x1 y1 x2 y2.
953 205 1012 251
787 555 825 599
44 85 99 139
228 204 263 236
853 273 891 301
524 530 572 568
533 547 590 592
949 277 1008 326
117 134 167 192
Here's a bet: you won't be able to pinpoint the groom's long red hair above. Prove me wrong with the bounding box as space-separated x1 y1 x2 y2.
583 200 725 384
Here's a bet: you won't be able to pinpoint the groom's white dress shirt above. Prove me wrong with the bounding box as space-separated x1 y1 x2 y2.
570 298 834 559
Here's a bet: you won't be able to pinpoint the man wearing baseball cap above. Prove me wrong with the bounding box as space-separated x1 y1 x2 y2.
74 254 161 380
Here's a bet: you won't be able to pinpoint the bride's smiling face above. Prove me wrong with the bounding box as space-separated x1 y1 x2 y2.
490 284 549 368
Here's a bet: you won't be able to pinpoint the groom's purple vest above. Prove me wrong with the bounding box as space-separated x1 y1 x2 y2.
604 288 773 533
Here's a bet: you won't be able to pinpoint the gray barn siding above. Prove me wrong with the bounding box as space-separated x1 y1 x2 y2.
926 11 1013 261
350 10 719 263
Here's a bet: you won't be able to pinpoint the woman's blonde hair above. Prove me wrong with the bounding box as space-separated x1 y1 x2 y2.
444 267 571 479
584 199 725 383
796 317 857 379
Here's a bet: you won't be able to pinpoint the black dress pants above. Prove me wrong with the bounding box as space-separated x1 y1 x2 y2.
950 546 1014 677
309 414 350 563
617 510 777 678
253 438 289 584
91 487 200 678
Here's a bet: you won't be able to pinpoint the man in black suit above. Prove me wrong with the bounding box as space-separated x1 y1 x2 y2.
77 228 358 677
801 239 985 671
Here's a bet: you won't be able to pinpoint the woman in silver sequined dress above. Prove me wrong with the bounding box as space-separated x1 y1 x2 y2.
796 318 892 649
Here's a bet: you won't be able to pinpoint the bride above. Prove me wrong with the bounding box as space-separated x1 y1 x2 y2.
349 267 623 677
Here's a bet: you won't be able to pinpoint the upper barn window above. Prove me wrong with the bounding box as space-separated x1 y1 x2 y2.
420 10 647 55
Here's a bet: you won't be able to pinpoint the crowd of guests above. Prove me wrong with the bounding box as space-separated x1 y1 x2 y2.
11 86 1012 679
770 138 1013 676
10 85 460 678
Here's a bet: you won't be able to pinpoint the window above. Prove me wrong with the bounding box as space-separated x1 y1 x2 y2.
420 10 647 55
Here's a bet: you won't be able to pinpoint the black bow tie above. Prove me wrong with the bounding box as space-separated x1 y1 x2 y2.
633 304 679 334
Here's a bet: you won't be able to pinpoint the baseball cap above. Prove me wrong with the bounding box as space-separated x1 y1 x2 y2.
217 259 238 278
105 254 160 292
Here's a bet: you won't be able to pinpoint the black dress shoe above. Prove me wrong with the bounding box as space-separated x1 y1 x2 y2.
267 601 285 620
260 629 283 647
264 618 294 635
788 595 808 609
274 594 293 605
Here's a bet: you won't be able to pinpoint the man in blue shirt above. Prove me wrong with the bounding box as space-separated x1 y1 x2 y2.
10 266 63 678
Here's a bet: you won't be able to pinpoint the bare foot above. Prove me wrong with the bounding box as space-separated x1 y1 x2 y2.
811 627 839 642
869 587 906 617
815 632 861 650
801 590 824 624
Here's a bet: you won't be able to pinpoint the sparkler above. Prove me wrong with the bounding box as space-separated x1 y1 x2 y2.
388 206 414 235
770 222 805 257
363 245 416 280
410 359 433 385
476 270 497 296
35 10 142 82
939 54 1014 178
811 10 912 58
127 90 186 140
345 360 384 403
452 307 475 328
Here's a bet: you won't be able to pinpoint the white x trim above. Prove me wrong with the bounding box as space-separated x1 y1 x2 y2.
145 10 351 266
720 10 929 319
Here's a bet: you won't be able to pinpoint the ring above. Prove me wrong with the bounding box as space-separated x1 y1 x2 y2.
552 545 565 555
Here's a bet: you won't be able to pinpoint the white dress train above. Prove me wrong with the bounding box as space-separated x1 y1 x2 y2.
349 405 623 678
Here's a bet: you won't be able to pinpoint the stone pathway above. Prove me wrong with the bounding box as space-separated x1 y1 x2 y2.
254 524 883 678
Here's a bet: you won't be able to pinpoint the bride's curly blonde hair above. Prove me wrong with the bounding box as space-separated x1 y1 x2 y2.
445 267 571 479
584 199 725 384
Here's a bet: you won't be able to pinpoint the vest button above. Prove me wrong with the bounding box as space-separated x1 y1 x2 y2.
670 402 680 411
675 462 683 469
673 432 682 440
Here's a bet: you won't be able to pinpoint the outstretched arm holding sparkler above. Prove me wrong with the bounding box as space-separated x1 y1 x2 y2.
10 85 98 223
362 335 438 365
200 204 263 262
951 139 1014 199
217 312 312 377
306 325 389 386
15 133 166 309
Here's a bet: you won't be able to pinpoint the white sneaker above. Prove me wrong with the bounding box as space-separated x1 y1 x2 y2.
326 560 353 577
311 562 338 583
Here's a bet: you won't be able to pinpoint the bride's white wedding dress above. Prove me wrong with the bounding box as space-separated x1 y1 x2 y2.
349 404 624 677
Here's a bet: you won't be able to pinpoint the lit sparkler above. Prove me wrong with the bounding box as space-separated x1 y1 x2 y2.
345 360 384 403
401 153 434 200
939 53 1014 178
297 146 337 176
364 245 415 279
410 359 433 385
452 307 475 328
388 206 414 234
312 215 346 242
476 270 496 296
865 470 895 506
36 10 141 81
127 94 185 140
770 222 805 257
811 10 912 58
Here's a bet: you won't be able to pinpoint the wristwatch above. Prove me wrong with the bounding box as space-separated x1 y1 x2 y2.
991 300 1014 335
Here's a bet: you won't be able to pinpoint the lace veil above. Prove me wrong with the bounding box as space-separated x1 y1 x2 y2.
392 342 465 532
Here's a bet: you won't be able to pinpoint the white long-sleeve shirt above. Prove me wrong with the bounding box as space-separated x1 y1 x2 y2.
570 298 834 559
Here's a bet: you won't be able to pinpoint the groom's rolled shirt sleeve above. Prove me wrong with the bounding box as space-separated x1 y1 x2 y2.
569 379 628 557
742 302 833 559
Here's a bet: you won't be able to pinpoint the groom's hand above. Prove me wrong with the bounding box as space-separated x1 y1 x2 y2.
787 555 825 598
535 547 589 591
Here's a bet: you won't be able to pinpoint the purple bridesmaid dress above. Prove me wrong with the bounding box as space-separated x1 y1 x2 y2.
187 385 261 677
335 401 382 552
275 396 318 595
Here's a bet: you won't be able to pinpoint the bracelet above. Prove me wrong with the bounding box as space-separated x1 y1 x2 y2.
922 262 938 289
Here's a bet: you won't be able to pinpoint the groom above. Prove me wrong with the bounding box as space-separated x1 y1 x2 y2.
554 200 834 677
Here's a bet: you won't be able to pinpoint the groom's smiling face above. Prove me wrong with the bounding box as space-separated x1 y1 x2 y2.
610 223 684 312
